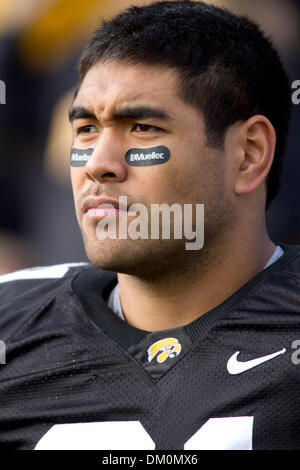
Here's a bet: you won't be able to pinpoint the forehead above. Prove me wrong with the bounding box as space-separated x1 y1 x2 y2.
74 61 183 115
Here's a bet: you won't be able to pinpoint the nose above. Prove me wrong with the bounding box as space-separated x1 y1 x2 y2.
84 129 127 183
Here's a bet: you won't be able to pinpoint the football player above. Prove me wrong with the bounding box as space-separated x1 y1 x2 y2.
1 1 299 450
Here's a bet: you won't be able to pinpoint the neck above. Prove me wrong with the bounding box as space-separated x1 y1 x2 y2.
117 222 275 332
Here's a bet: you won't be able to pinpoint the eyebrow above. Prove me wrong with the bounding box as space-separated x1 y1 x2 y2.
68 106 96 123
114 106 173 122
68 105 173 124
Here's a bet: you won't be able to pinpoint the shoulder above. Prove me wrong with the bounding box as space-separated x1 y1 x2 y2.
0 260 89 284
0 262 91 299
0 262 91 340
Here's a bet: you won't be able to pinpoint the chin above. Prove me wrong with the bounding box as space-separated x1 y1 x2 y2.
84 237 193 282
83 238 143 274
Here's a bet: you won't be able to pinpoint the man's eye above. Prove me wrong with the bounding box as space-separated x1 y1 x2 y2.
132 124 160 132
77 125 98 135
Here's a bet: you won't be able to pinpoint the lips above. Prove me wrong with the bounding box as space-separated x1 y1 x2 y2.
83 197 122 213
82 197 132 221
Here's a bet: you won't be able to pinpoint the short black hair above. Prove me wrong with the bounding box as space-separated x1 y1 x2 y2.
77 0 292 208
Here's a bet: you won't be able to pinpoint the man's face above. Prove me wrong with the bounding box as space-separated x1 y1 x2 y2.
70 60 233 278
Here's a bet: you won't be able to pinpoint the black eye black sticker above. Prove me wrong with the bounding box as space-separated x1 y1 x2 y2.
70 148 94 167
125 146 170 166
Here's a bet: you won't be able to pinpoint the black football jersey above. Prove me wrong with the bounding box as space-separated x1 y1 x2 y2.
1 244 300 450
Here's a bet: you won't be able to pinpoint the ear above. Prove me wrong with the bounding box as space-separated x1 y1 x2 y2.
234 115 276 196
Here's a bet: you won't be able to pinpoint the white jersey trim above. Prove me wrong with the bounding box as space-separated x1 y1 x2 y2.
0 262 88 285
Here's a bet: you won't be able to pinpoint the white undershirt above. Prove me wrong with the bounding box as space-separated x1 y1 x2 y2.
108 245 284 322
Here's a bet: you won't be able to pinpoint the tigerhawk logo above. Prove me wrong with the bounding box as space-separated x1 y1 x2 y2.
147 337 182 364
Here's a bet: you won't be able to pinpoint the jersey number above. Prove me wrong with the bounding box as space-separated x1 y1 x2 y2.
35 416 253 450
